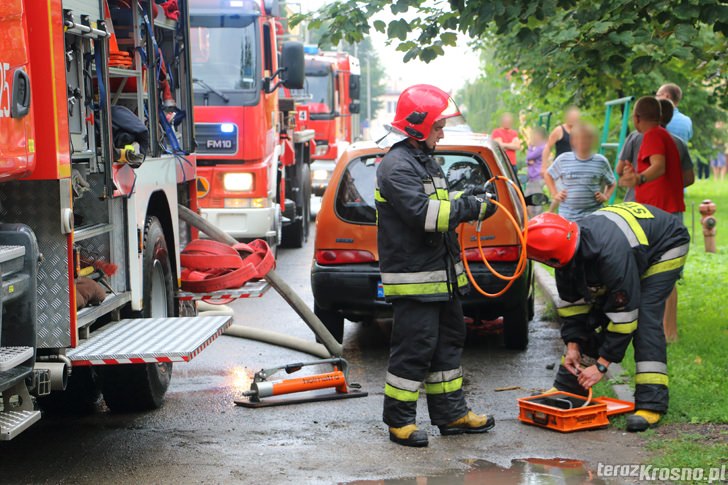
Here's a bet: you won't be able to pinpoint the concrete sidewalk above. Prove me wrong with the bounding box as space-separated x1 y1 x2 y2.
533 264 634 402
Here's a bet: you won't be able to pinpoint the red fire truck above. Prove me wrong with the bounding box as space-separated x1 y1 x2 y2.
0 0 260 440
189 0 314 249
298 49 361 196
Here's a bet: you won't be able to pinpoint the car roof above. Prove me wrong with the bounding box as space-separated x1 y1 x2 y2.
347 132 498 156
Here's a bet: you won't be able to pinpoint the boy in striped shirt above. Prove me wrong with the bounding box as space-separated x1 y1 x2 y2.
544 124 616 222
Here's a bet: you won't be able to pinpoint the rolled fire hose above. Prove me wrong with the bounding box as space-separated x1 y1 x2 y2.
461 175 530 298
179 204 343 358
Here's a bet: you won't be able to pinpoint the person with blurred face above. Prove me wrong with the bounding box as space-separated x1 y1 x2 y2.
543 123 616 222
375 85 497 447
656 83 693 142
541 106 581 176
492 112 521 168
525 126 548 217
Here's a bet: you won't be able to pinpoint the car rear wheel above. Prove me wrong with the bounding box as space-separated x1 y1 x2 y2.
503 298 529 350
314 303 344 343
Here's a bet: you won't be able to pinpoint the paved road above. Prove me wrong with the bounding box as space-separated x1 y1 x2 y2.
0 228 646 484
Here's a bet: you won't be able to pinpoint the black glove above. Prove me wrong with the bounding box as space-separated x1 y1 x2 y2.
475 193 497 221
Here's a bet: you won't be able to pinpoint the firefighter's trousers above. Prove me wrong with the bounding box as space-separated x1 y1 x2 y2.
383 295 469 427
554 266 682 413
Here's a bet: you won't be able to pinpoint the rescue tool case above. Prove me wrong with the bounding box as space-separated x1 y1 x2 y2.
518 391 634 432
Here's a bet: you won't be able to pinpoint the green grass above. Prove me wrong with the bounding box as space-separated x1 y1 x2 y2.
644 428 728 485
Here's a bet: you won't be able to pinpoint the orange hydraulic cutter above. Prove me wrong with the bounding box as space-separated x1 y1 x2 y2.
235 358 367 408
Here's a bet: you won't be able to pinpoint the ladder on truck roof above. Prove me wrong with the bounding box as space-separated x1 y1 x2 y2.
598 96 635 204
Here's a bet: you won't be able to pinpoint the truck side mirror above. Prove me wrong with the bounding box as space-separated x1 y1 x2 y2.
11 68 30 119
349 74 361 100
349 101 360 114
280 42 305 90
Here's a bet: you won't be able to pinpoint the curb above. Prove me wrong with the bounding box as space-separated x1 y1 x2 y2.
533 264 633 402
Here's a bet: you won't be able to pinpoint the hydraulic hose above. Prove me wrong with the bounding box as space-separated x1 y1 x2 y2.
197 301 331 359
460 175 529 298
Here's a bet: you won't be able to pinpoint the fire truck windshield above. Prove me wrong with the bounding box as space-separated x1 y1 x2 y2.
190 14 260 106
297 73 334 119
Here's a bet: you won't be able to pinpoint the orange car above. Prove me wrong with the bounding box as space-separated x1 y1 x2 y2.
311 133 536 349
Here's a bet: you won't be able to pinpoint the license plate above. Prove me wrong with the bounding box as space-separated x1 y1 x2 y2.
376 281 384 299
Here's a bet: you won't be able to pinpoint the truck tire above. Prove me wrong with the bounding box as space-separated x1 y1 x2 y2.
101 217 174 412
281 165 311 248
503 298 529 350
314 303 344 344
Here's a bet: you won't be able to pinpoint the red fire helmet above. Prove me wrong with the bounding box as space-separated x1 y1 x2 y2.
526 213 580 268
390 84 465 141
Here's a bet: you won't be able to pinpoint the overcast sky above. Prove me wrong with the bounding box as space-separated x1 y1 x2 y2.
298 1 482 94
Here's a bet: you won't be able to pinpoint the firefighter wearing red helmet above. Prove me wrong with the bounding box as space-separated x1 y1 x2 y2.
375 84 497 447
526 203 689 431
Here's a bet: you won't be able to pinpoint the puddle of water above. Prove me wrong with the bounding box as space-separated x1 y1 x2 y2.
346 458 614 484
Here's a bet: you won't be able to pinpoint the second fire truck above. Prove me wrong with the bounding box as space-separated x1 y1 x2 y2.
189 0 314 249
298 48 361 196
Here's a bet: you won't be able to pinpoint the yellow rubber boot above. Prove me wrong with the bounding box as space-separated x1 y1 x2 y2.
626 410 662 432
389 424 429 447
439 411 496 436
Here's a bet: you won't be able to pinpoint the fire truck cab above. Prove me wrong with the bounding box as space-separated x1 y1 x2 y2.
0 0 244 440
189 0 314 249
297 49 360 196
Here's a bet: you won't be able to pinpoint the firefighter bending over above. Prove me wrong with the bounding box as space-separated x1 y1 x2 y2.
375 85 497 447
526 203 689 432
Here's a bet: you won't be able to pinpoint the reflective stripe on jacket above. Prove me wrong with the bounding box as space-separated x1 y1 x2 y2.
375 140 482 301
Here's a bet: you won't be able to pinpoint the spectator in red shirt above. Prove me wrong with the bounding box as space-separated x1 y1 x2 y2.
492 113 521 168
619 96 685 344
619 97 684 214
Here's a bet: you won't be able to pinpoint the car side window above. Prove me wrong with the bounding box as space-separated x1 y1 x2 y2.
335 155 381 225
436 153 492 193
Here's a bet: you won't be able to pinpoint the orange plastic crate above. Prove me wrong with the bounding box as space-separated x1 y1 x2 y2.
518 391 635 432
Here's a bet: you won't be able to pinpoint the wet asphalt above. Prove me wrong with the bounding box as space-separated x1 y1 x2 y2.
0 227 646 484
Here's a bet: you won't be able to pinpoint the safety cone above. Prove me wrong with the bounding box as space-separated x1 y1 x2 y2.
104 0 133 69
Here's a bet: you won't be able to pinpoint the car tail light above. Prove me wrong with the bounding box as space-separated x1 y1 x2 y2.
315 250 376 265
464 246 520 262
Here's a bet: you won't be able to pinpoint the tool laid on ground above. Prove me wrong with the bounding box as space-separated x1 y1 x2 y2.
518 389 634 432
235 358 367 408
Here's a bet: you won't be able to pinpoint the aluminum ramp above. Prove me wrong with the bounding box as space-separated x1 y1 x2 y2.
67 316 232 366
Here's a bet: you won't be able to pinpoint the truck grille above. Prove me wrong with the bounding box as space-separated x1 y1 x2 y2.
195 123 238 155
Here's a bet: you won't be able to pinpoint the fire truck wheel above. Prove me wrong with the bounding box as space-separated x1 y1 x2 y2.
281 166 311 248
503 298 529 351
301 163 311 241
101 217 174 412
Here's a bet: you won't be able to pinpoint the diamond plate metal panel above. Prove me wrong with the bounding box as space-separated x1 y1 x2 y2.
0 181 71 348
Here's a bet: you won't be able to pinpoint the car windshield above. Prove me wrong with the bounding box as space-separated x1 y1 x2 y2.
296 73 334 117
190 15 258 94
335 152 492 225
